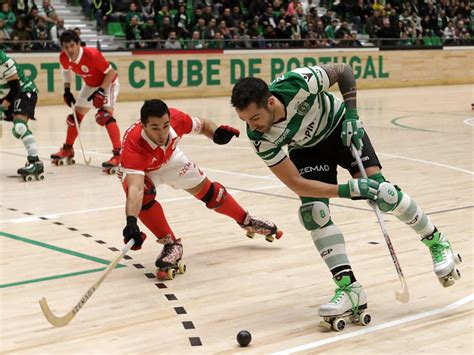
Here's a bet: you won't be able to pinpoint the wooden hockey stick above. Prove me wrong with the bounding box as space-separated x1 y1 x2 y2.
350 144 410 303
39 239 134 327
71 105 91 165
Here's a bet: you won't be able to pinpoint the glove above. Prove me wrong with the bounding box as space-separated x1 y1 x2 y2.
341 108 364 151
338 178 379 200
122 216 147 251
213 125 240 145
63 88 76 107
87 87 106 109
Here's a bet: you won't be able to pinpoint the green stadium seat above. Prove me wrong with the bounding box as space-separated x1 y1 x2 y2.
107 22 126 38
423 37 432 46
431 36 442 45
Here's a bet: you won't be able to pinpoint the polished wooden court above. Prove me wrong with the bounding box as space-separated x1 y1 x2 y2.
0 84 472 354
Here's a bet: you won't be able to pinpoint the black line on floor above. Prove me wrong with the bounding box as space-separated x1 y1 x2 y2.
95 240 106 244
133 263 144 269
144 273 156 279
68 227 78 231
54 222 64 225
165 294 177 301
82 233 93 237
189 337 202 346
182 321 195 329
155 283 167 289
174 307 187 315
108 247 119 252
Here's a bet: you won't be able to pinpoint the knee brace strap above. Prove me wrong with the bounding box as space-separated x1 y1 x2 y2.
12 120 30 139
66 112 84 127
201 181 227 209
299 200 331 231
95 109 116 126
141 177 157 211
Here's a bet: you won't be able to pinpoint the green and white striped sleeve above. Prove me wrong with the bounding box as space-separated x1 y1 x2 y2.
0 58 17 79
250 139 287 167
291 65 330 94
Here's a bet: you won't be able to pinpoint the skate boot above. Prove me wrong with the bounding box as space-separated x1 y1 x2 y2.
102 148 120 174
239 211 283 242
17 156 45 182
318 275 371 332
50 144 75 165
422 231 462 287
155 237 186 280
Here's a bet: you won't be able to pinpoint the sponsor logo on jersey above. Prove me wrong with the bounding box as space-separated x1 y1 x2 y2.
275 128 291 146
315 69 323 85
350 155 369 166
297 101 310 116
81 65 89 73
301 73 313 83
179 161 192 176
299 165 330 174
304 121 315 138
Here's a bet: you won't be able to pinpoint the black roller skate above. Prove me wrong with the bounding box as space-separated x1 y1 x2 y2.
51 144 75 165
102 148 120 174
155 237 186 280
18 156 45 182
239 212 283 242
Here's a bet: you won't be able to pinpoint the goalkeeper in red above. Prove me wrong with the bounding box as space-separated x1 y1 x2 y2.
230 64 461 327
120 99 282 279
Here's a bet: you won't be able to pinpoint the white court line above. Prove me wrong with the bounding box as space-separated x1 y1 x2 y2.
0 183 285 224
379 153 473 175
272 294 474 355
463 118 474 126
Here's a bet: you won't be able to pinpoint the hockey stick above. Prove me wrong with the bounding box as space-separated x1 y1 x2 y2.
350 144 410 303
71 105 91 165
39 239 135 327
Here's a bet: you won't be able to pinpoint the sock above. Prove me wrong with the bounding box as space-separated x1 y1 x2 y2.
105 121 121 150
65 112 85 146
21 131 38 157
392 191 435 238
139 201 176 242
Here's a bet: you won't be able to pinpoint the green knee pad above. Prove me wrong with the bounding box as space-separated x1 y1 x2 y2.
12 119 31 139
298 199 331 231
368 172 403 212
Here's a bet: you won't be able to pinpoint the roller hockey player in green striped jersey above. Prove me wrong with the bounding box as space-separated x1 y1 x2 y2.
0 50 44 181
231 64 461 330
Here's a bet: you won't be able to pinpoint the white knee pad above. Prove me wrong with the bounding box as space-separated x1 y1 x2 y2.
12 121 28 139
299 201 331 231
377 182 400 212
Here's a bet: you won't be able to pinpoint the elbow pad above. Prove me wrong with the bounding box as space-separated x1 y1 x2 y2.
5 79 21 103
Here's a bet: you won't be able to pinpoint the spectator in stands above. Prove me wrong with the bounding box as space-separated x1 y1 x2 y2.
377 17 399 46
202 5 214 24
164 30 182 49
32 29 52 50
275 18 290 47
73 27 87 46
50 17 66 47
203 17 217 40
335 20 350 41
325 18 338 46
230 6 242 28
365 10 382 39
236 19 251 48
175 4 189 38
0 18 11 49
443 20 455 45
349 0 366 33
263 23 278 47
142 0 155 21
93 0 113 33
217 19 232 40
188 30 206 49
159 15 175 40
143 17 160 48
12 0 37 18
125 2 143 27
209 30 225 48
126 15 145 48
42 0 55 18
246 20 263 48
193 17 206 34
11 18 32 51
304 30 319 48
260 5 277 28
0 3 17 33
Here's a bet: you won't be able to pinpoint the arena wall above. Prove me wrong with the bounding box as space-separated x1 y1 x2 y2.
13 48 474 105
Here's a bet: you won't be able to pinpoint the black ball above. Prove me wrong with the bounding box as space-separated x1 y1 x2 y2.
236 330 252 347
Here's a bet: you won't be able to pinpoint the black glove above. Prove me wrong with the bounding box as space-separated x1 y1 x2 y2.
63 88 76 107
123 216 146 250
213 125 240 145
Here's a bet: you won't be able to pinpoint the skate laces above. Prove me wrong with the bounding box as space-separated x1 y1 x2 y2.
330 284 360 313
430 242 450 263
241 214 276 235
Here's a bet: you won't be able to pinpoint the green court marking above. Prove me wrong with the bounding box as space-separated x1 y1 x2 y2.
390 115 439 132
0 231 125 288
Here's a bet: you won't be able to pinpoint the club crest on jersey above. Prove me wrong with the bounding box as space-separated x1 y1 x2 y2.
81 65 89 73
297 101 310 116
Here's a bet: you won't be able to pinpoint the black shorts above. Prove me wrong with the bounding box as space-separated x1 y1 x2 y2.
5 92 38 121
289 121 382 184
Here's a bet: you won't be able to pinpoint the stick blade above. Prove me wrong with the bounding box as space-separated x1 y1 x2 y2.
395 290 410 303
39 297 74 327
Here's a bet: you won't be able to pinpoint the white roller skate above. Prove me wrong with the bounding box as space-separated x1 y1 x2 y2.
51 144 75 165
17 156 44 182
155 237 186 280
318 275 371 332
422 231 462 287
239 212 283 242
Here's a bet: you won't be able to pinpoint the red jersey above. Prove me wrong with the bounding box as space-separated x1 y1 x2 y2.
121 108 202 174
59 46 114 87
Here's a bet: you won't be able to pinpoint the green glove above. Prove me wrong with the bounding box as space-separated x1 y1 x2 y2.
338 178 379 200
341 108 364 151
0 106 5 121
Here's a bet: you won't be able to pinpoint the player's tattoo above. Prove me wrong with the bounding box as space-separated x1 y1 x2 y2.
320 64 346 87
320 63 357 109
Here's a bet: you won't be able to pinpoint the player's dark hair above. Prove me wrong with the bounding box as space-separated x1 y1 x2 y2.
60 30 80 45
140 99 170 124
231 77 271 111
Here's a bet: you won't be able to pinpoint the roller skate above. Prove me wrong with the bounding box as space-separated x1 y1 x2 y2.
17 156 45 182
51 144 75 165
102 148 120 174
318 275 371 332
155 237 186 280
239 211 283 242
422 231 462 287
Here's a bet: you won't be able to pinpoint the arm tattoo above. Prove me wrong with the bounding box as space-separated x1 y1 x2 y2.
320 64 357 109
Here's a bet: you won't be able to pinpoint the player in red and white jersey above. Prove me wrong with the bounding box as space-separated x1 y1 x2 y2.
50 30 121 171
120 99 283 278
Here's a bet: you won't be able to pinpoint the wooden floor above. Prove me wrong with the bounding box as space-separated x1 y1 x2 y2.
0 84 472 354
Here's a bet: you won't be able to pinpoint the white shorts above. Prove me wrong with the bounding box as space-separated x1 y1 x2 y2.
122 148 207 190
75 78 120 109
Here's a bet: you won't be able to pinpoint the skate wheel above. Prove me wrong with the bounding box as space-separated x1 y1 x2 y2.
275 230 283 240
24 175 33 182
157 270 168 280
58 160 64 166
452 268 461 280
455 253 462 264
359 311 371 326
318 320 331 330
167 268 176 280
68 159 75 165
265 234 275 243
178 262 186 274
52 160 58 166
109 167 117 175
37 174 45 181
440 276 455 287
332 318 346 332
246 232 255 239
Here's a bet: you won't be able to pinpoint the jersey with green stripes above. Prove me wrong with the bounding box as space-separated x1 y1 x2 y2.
0 50 38 98
247 66 345 167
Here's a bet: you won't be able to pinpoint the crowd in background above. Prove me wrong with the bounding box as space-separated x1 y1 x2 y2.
0 0 472 51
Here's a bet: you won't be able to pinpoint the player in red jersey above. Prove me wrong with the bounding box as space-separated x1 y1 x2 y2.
120 99 283 279
51 30 121 171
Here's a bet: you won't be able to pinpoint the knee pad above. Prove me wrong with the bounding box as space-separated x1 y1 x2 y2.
298 200 331 231
95 109 116 126
376 182 403 212
11 120 29 139
201 181 227 209
66 112 84 127
142 177 157 211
